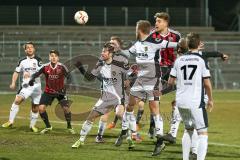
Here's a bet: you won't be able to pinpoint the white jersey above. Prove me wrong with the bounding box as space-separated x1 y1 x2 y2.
90 56 129 103
170 53 211 108
129 35 178 78
15 56 42 87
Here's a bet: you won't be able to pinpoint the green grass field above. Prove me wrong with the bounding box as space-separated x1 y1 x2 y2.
0 91 240 160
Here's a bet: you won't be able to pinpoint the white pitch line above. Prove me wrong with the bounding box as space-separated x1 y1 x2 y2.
1 116 240 149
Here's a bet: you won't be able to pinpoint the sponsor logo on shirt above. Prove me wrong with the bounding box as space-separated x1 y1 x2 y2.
49 75 59 79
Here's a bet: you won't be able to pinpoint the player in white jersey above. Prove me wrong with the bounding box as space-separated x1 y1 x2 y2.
114 20 183 155
95 37 130 143
2 42 42 132
72 42 129 148
168 33 213 160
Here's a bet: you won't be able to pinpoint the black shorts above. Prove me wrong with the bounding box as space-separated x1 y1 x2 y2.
39 92 69 107
161 66 172 82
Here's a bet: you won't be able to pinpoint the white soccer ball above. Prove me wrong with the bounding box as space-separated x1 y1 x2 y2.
74 11 89 24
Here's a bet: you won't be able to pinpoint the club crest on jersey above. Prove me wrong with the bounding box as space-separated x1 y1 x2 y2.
112 71 116 76
56 69 62 74
33 63 36 67
144 46 148 52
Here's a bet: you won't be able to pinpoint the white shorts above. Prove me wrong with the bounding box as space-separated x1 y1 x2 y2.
17 83 42 105
130 77 162 101
177 106 208 131
93 98 121 115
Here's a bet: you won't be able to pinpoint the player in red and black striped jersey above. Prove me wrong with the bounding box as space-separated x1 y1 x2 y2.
29 50 76 134
143 12 181 143
151 12 181 81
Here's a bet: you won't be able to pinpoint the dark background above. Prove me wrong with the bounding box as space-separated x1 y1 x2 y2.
0 0 239 30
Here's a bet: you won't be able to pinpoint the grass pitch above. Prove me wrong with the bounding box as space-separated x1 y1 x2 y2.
0 91 240 160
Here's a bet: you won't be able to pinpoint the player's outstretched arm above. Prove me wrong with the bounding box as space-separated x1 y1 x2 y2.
9 72 19 90
204 78 214 112
75 60 102 81
29 67 44 86
155 39 187 52
202 51 229 61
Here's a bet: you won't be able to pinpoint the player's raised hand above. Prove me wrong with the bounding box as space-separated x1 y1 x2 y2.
29 79 35 86
207 100 214 112
221 54 229 61
9 83 16 90
198 41 205 50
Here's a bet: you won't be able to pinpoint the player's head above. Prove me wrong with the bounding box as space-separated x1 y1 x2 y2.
23 41 35 57
101 42 115 61
154 12 170 32
177 38 188 55
49 50 60 64
136 20 151 40
110 36 123 52
186 32 201 50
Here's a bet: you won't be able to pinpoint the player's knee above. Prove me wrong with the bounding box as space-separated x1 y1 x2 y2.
38 105 46 113
32 104 39 113
14 96 24 105
62 106 70 113
60 100 69 108
116 105 124 114
100 114 108 122
171 100 176 108
197 128 208 135
87 110 100 122
126 105 134 112
32 106 39 113
138 101 145 110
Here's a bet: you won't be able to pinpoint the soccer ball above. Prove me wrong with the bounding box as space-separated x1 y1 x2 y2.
74 11 89 24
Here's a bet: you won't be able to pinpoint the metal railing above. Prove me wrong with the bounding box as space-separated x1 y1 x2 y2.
0 40 239 91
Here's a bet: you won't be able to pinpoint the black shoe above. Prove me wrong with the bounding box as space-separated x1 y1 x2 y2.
189 152 197 160
148 127 155 139
95 135 105 143
162 133 176 144
152 137 166 156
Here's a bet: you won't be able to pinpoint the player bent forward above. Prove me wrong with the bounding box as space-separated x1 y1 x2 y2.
72 42 129 148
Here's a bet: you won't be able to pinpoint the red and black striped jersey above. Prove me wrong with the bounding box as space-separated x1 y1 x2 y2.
32 62 69 94
151 28 181 66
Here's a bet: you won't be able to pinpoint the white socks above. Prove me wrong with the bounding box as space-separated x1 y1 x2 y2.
182 130 193 160
97 120 107 136
9 103 19 123
197 135 208 160
30 111 38 128
128 112 136 132
122 111 136 132
80 120 93 142
153 114 163 136
169 106 181 137
191 129 199 154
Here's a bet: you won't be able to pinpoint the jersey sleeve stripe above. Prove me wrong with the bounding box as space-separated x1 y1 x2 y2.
203 76 211 79
170 75 176 78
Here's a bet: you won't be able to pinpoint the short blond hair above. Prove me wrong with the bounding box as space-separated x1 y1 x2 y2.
154 12 170 23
